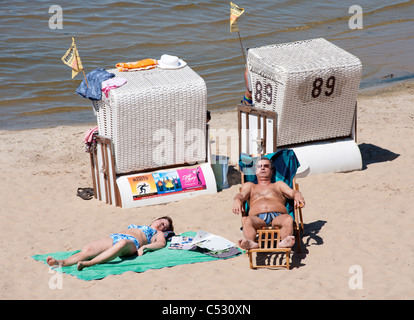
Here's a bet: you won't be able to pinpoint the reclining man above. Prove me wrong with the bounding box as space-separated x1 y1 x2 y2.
232 157 305 249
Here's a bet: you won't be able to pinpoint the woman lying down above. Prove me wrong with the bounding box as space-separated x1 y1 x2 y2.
47 216 174 271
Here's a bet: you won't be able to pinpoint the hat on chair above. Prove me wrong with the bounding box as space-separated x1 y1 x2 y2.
157 54 187 69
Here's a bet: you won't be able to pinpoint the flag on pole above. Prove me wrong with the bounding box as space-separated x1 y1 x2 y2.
230 2 244 32
61 37 84 79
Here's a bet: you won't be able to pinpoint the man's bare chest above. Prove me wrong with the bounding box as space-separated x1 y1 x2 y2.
250 184 283 201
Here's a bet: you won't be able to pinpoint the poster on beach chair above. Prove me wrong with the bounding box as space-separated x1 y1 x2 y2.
127 174 158 200
238 106 277 155
118 162 216 208
127 166 206 201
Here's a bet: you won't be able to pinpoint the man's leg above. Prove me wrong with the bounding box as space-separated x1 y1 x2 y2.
238 215 267 249
271 214 295 248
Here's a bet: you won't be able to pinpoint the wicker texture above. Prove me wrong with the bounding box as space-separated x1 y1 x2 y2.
247 38 362 146
95 66 207 174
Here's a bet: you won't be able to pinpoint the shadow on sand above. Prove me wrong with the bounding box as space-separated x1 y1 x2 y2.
359 143 400 170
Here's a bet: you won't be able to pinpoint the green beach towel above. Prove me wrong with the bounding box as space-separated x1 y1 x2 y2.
32 232 241 281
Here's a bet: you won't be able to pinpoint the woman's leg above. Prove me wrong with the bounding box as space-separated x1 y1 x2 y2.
77 239 137 270
47 237 113 267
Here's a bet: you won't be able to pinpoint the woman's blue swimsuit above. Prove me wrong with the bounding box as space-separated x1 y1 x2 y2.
109 225 157 251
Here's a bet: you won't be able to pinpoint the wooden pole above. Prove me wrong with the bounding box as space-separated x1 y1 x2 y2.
237 30 246 64
82 69 89 88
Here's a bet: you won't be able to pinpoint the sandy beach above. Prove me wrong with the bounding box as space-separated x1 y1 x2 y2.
1 81 413 300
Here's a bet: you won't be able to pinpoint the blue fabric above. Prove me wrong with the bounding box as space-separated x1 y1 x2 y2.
110 233 140 251
238 149 300 218
257 212 282 225
127 224 157 243
76 68 115 101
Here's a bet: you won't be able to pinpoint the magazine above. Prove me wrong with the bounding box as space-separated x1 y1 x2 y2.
169 230 236 252
169 236 196 250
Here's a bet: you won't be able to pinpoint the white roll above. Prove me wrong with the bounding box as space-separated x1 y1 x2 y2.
289 138 362 177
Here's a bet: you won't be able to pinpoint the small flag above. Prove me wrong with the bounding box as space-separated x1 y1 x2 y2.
230 2 244 32
61 37 84 79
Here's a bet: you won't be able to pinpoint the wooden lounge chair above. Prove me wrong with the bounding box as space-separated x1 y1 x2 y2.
238 150 304 269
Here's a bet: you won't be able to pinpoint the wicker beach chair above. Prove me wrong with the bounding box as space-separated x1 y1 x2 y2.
94 66 207 174
238 150 304 269
247 38 362 147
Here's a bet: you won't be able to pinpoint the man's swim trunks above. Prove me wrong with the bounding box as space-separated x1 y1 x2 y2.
257 212 283 226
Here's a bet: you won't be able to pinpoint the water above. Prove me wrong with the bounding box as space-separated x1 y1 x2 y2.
1 0 413 130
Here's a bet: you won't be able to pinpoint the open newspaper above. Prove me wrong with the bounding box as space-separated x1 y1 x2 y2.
169 230 236 252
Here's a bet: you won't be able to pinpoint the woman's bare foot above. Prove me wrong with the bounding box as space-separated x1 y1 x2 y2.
77 261 90 271
278 235 295 248
47 256 64 268
238 238 259 250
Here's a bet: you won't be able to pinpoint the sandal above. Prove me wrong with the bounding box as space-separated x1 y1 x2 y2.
77 187 94 200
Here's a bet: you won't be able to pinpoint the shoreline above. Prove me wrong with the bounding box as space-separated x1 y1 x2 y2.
1 79 413 299
2 78 413 133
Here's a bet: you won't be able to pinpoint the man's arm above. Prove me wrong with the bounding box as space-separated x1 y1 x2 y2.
232 182 252 215
278 181 305 208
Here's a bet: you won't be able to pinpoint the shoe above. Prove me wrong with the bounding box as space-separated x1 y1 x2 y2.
77 187 94 200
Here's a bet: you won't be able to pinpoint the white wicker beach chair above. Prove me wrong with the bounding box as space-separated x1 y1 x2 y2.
94 66 207 174
247 38 362 147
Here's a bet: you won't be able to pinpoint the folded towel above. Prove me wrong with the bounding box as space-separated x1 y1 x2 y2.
31 232 241 281
116 58 157 72
101 77 127 97
84 126 98 144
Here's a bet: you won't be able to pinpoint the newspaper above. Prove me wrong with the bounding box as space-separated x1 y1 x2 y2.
169 230 236 252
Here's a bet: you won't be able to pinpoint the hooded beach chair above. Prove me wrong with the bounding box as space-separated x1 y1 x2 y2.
238 149 304 269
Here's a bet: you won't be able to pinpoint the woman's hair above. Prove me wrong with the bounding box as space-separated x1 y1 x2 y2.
156 216 174 232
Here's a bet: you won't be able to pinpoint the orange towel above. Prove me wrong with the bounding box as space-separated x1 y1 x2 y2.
116 58 157 72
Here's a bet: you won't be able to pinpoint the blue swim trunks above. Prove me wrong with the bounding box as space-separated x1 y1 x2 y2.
110 233 140 251
257 212 282 226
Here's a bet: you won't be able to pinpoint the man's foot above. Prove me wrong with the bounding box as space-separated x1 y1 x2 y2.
238 238 259 250
278 235 295 248
47 256 64 268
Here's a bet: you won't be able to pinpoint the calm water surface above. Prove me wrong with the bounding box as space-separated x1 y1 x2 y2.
1 0 413 130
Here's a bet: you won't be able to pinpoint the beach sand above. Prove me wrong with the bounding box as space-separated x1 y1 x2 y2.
1 81 413 300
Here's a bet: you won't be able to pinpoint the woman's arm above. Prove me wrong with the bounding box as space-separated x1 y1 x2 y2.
137 231 167 256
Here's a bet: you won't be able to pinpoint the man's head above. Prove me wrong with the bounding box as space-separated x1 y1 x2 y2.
255 157 273 180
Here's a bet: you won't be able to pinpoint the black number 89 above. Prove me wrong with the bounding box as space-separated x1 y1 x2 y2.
255 81 273 105
311 76 336 98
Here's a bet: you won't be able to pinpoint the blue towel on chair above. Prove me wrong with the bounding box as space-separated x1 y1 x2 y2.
76 68 115 101
238 149 300 217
